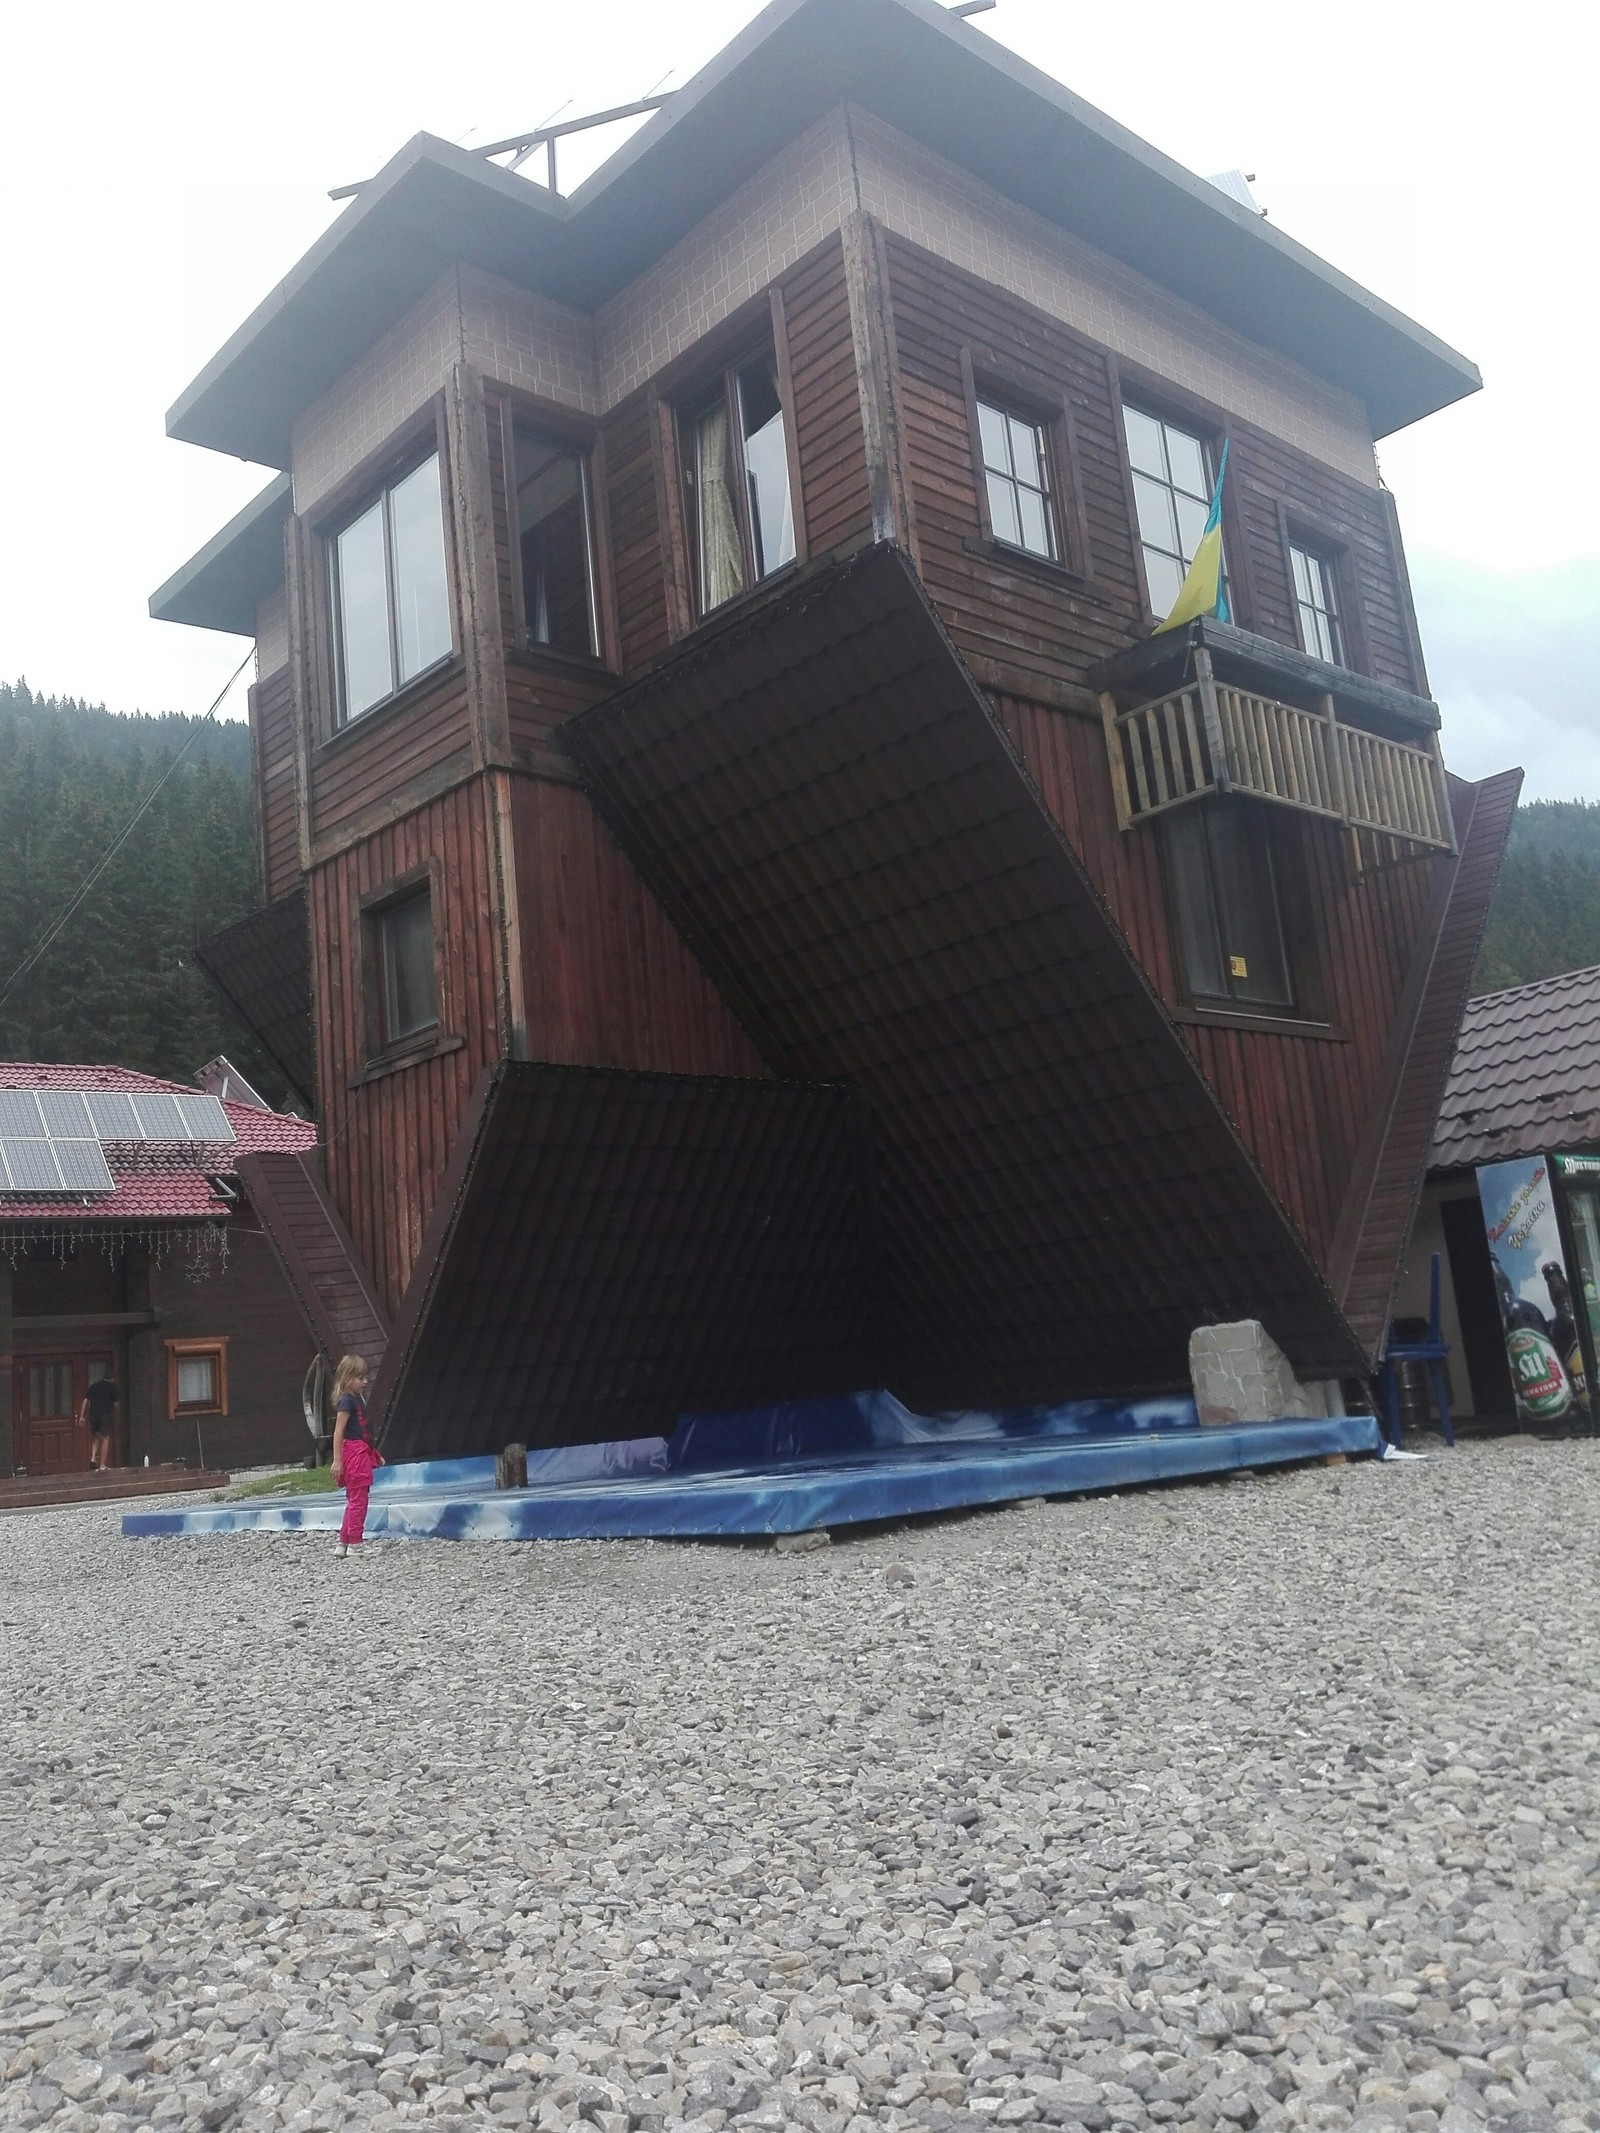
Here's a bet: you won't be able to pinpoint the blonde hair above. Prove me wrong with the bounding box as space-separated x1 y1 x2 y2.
333 1355 368 1399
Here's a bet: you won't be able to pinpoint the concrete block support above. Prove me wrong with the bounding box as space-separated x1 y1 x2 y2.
1189 1319 1344 1425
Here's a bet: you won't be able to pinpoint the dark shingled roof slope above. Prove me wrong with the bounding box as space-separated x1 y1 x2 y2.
1431 963 1600 1171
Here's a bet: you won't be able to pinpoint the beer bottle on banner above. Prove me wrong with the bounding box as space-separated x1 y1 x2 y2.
1543 1262 1589 1406
1494 1255 1550 1334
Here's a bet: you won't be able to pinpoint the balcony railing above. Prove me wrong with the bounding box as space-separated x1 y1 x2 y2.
1100 647 1455 854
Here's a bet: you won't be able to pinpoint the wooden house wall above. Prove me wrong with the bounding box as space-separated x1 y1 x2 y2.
307 782 503 1313
508 776 768 1077
149 1225 316 1471
251 666 301 902
992 689 1442 1264
782 235 875 561
308 667 474 851
881 234 1423 702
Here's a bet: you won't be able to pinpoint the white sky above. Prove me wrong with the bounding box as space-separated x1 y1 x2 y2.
1 0 1594 793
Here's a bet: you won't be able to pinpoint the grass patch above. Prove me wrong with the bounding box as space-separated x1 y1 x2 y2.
219 1465 339 1501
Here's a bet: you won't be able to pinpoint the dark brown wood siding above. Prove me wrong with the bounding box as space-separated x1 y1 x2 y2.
252 666 301 901
307 781 503 1314
784 234 873 558
509 776 767 1077
992 688 1445 1268
309 667 474 851
883 233 1422 701
148 1226 317 1472
603 394 673 677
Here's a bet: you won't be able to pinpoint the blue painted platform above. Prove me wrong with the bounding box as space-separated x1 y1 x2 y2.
122 1393 1382 1543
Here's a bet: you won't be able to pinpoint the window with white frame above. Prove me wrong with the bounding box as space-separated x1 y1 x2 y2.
1122 405 1225 623
1289 542 1344 665
680 351 796 617
975 397 1059 561
329 451 453 725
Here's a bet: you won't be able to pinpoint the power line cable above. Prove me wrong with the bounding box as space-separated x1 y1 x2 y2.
0 650 254 1014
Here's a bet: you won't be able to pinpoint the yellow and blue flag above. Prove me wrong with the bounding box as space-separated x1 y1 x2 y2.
1154 439 1229 633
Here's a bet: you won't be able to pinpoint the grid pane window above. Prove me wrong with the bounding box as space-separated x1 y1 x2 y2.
1290 543 1344 665
1123 406 1224 623
976 397 1057 561
1164 801 1294 1012
515 430 599 657
378 893 439 1047
331 451 453 726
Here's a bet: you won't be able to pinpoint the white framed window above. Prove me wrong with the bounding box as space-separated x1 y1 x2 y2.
329 451 453 725
1290 543 1344 665
975 398 1059 562
1123 406 1225 623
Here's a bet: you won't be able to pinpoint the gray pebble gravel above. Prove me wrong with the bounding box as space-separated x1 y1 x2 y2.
3 1438 1598 2133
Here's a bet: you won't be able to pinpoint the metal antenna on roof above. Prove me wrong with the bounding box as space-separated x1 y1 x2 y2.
330 91 679 201
509 100 572 189
949 1 998 17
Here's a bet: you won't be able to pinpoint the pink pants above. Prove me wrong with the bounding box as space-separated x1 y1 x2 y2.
339 1440 377 1545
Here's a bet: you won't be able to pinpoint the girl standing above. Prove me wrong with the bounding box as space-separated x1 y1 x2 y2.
331 1356 382 1557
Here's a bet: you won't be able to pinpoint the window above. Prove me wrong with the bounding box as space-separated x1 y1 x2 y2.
1163 800 1294 1013
329 451 453 725
975 398 1058 561
377 890 439 1048
680 351 796 617
1290 542 1343 665
167 1340 228 1418
514 428 599 658
1123 406 1225 624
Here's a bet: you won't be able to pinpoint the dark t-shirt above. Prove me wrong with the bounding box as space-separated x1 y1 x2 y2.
335 1392 373 1446
85 1378 119 1429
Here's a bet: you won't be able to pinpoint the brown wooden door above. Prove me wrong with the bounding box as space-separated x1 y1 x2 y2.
15 1357 87 1475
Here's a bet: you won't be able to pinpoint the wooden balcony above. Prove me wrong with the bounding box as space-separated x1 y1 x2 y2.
1099 641 1455 855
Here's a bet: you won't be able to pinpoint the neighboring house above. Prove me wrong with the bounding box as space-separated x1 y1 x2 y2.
150 0 1517 1458
0 1063 323 1474
1399 966 1600 1426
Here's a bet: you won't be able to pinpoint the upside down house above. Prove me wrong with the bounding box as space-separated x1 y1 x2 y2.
151 0 1519 1461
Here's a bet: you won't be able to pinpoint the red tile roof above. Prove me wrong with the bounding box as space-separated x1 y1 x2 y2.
0 1062 316 1226
1431 964 1600 1171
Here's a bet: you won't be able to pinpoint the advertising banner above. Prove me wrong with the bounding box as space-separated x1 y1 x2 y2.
1476 1155 1588 1423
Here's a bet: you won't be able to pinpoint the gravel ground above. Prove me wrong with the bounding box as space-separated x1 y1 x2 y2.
2 1438 1597 2133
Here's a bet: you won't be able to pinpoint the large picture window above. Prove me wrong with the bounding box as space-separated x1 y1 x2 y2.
1163 800 1294 1013
1123 406 1225 624
680 351 796 618
514 428 599 658
329 451 453 726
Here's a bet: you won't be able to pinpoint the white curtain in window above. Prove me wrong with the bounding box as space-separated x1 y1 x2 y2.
694 403 745 611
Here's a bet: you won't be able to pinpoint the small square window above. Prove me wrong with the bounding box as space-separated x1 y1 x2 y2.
975 395 1059 562
377 892 439 1049
167 1341 228 1418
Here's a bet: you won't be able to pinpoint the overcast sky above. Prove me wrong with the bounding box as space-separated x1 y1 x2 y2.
1 0 1592 796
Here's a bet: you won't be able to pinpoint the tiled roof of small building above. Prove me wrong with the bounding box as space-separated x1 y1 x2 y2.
0 1062 316 1225
1431 965 1600 1171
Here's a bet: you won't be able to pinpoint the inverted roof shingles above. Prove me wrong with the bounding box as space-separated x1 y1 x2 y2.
1431 963 1600 1172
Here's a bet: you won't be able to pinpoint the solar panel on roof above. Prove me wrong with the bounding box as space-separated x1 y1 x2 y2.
175 1093 235 1142
84 1091 142 1139
1 1138 65 1192
51 1139 117 1192
0 1090 44 1137
37 1089 94 1137
131 1092 186 1139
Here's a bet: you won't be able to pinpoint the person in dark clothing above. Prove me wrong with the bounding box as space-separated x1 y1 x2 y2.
82 1375 119 1472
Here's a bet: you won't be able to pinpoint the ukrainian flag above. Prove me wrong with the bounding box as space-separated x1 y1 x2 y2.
1154 439 1229 632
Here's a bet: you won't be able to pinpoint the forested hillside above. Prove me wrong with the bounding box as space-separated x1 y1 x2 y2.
0 680 286 1101
1473 801 1600 996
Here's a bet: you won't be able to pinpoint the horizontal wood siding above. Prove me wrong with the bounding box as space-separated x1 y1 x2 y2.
784 234 873 556
149 1226 317 1472
884 234 1425 700
603 394 673 677
308 782 503 1315
993 687 1445 1267
309 668 474 848
510 777 767 1077
252 666 300 901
